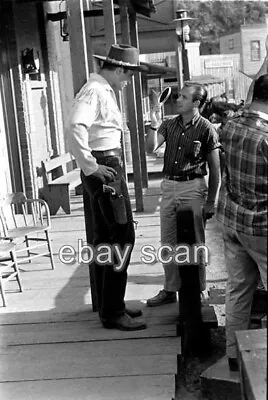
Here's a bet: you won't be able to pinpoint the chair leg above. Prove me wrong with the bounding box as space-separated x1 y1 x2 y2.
45 230 55 270
11 250 23 293
25 235 31 263
0 276 7 307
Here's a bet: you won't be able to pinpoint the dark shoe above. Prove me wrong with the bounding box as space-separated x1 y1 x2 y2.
147 289 176 307
125 308 143 318
102 313 147 331
228 357 239 372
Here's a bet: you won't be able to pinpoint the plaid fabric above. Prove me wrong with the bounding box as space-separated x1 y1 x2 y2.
159 113 220 176
217 109 268 236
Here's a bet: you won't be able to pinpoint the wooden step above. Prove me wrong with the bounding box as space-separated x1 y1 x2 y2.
0 374 175 400
200 355 241 400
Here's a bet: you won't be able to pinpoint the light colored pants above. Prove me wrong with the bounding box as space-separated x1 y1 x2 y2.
160 177 208 292
223 225 267 358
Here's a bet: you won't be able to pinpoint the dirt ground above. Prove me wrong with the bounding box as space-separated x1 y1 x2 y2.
175 326 227 399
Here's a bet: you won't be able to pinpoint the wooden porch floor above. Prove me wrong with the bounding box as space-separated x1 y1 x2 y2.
0 177 226 400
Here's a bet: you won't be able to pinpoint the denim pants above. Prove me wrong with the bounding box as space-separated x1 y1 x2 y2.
160 177 208 292
81 155 135 321
222 225 267 358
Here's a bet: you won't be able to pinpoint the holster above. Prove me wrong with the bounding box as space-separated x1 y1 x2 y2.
109 193 128 224
102 182 128 225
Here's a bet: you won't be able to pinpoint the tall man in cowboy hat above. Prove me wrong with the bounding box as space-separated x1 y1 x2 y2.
67 44 147 331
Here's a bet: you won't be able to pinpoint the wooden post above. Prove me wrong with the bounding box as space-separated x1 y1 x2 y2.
176 207 203 357
118 0 130 183
67 0 99 311
103 0 116 45
66 0 89 95
83 0 96 74
176 207 216 358
175 38 183 92
118 0 144 212
129 10 148 189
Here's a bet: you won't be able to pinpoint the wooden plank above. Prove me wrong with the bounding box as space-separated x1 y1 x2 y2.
0 338 180 359
0 343 178 381
236 329 267 400
240 349 267 400
0 374 175 400
0 318 177 345
236 329 267 353
49 169 81 186
0 302 178 325
0 310 177 327
42 153 73 172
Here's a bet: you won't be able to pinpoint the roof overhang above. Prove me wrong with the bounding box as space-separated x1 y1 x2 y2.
140 61 176 77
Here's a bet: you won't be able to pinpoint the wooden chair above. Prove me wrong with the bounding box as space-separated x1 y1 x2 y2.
0 241 22 306
0 193 54 269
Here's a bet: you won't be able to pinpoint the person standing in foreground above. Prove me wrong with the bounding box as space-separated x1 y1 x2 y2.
147 83 221 307
217 74 268 371
67 44 146 331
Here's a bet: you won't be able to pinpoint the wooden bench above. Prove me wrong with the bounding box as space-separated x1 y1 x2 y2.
41 153 81 215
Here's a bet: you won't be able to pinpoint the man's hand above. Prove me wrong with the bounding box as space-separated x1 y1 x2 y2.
203 202 216 221
150 105 162 128
92 165 117 183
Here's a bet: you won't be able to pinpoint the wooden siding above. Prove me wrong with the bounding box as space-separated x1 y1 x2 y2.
200 54 251 102
219 32 241 56
219 24 267 75
240 26 267 75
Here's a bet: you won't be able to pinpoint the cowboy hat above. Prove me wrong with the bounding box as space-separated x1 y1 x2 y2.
94 44 147 73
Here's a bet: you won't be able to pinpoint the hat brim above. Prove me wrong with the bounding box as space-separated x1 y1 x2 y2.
94 54 148 73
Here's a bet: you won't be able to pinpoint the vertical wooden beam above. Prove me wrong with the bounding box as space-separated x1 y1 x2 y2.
102 0 129 187
119 0 143 212
67 0 92 310
66 0 89 95
103 0 116 45
175 39 183 92
117 0 129 182
83 0 95 73
126 79 144 211
129 10 148 189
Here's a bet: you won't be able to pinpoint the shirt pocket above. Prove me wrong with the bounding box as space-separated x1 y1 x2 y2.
186 140 202 160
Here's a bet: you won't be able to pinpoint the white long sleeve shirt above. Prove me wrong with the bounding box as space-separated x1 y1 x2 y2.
67 73 123 176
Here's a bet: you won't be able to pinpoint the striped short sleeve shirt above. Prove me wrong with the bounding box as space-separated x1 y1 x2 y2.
158 113 220 176
217 109 268 236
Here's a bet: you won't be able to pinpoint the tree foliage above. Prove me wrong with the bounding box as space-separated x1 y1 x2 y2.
175 1 268 43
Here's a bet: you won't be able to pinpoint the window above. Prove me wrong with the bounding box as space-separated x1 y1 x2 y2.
251 40 261 61
228 39 234 49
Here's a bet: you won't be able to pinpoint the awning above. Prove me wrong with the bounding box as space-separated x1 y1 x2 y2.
114 0 156 17
186 75 225 85
140 61 176 77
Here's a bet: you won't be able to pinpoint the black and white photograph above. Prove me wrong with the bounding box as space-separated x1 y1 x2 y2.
0 0 267 399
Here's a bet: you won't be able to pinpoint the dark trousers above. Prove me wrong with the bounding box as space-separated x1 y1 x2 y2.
81 155 135 321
